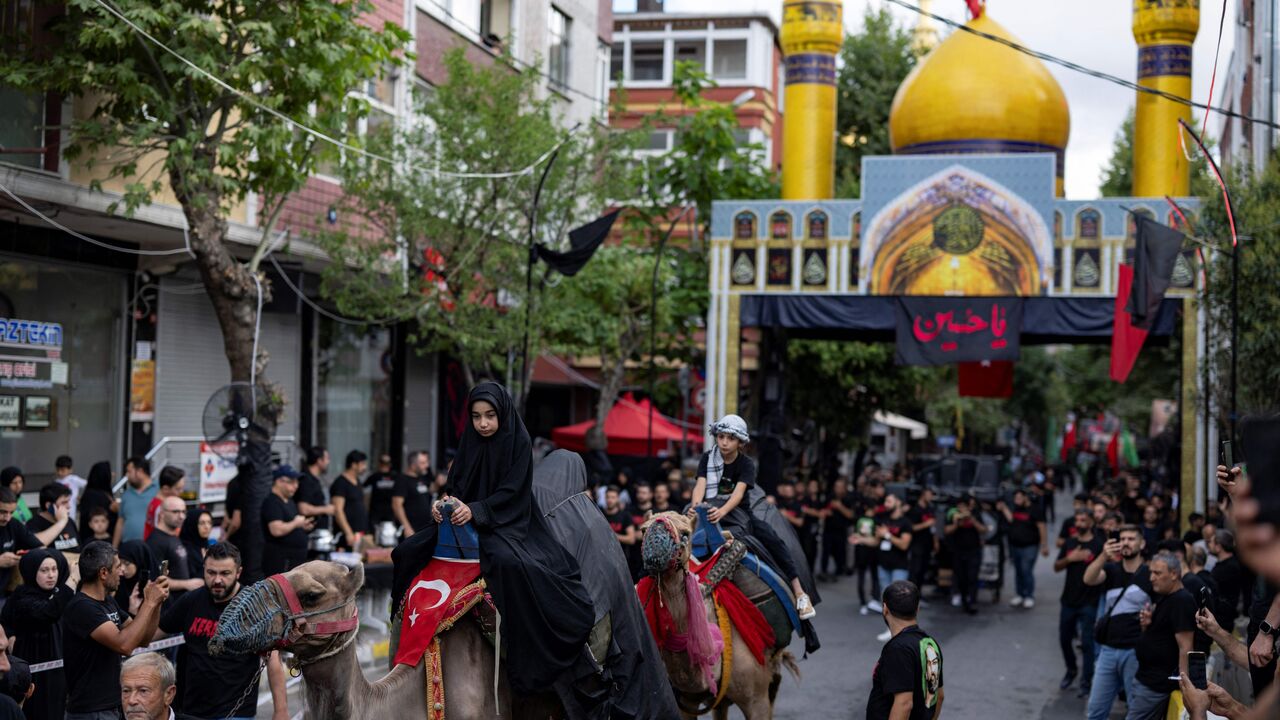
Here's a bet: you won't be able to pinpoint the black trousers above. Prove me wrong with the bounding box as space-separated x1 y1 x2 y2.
952 548 981 608
820 525 849 576
749 515 801 584
908 544 932 588
853 545 879 605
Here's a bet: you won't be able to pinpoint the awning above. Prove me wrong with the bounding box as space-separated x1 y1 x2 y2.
873 411 929 440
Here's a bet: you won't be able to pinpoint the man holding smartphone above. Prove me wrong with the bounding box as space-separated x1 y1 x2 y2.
1054 508 1104 696
1127 551 1195 719
1082 525 1152 720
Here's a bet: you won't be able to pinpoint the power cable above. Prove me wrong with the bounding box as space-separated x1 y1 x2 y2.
0 180 192 257
267 254 400 326
883 0 1280 131
90 0 578 179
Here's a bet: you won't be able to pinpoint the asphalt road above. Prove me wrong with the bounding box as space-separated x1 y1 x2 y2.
769 493 1108 720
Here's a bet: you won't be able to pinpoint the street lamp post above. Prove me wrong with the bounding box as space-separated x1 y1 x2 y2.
647 205 694 459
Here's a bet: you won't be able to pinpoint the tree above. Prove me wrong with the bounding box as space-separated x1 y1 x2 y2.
318 48 632 399
834 7 920 198
2 0 407 385
1199 156 1280 423
1098 108 1217 197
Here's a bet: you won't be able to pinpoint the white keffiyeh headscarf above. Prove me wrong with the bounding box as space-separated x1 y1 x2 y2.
705 414 750 499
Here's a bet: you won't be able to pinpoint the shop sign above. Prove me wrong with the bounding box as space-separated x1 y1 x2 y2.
0 361 54 389
0 317 65 389
130 359 155 421
0 319 63 349
0 396 17 428
198 442 238 503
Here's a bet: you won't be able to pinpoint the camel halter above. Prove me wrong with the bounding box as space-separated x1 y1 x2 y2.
268 573 361 645
211 573 360 661
642 515 688 575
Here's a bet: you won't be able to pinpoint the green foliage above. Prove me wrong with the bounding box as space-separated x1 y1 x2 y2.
318 48 633 388
1199 156 1280 420
834 7 920 198
2 0 407 218
1098 109 1217 197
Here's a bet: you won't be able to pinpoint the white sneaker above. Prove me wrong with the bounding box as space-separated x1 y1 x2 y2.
860 605 870 616
876 629 893 642
1023 597 1035 609
1009 596 1024 608
950 595 962 608
867 600 884 613
796 593 817 620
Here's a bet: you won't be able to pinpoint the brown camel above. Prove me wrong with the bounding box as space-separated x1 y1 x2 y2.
210 561 561 720
640 512 799 720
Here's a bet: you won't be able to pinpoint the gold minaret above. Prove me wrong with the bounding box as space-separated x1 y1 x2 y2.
780 0 844 200
1132 0 1200 196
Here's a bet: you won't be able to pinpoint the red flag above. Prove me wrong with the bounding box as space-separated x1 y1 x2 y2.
958 361 1014 398
965 0 984 18
1061 422 1076 462
394 557 482 666
1110 264 1150 383
1106 432 1119 471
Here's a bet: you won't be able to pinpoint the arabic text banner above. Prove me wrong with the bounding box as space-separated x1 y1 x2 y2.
895 297 1023 366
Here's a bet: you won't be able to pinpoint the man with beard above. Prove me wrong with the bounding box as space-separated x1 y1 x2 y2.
1054 508 1105 696
865 580 944 720
156 543 288 720
62 541 170 720
1082 525 1153 720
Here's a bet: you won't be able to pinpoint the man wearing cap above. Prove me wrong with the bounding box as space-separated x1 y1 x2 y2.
690 414 816 619
261 465 314 576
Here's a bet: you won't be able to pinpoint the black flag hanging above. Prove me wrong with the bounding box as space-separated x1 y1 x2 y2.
1125 214 1184 330
535 209 619 277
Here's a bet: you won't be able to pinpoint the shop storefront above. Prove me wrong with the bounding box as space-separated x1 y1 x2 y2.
315 317 394 464
0 255 127 483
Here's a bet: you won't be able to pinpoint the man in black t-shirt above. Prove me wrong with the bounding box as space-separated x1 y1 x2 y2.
261 466 314 576
393 450 434 538
297 446 335 538
627 482 654 530
821 478 855 580
602 486 638 580
364 454 399 528
866 580 943 720
1083 524 1152 719
158 543 289 720
864 494 913 642
147 496 205 604
907 488 937 590
1128 551 1196 719
944 496 987 615
999 488 1048 609
62 541 169 720
1054 508 1105 694
25 483 79 552
0 488 48 599
331 450 370 551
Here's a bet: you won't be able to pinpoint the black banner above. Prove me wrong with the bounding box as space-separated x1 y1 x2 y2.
895 297 1023 366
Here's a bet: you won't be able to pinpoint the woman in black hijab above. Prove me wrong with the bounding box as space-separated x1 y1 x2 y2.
392 382 595 696
180 506 214 578
115 540 159 615
0 548 72 720
78 461 118 541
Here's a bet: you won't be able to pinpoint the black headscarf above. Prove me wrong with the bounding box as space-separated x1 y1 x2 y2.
16 548 68 589
445 382 535 533
86 461 113 493
0 467 20 490
115 540 158 612
180 507 212 577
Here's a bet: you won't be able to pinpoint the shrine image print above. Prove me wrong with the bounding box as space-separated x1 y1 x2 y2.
861 166 1053 296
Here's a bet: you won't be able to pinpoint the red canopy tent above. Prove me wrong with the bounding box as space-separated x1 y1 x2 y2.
550 393 701 456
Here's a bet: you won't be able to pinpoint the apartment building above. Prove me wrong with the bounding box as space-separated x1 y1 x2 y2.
1220 0 1279 174
0 0 612 486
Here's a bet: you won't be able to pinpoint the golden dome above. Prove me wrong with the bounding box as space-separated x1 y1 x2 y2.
888 14 1070 189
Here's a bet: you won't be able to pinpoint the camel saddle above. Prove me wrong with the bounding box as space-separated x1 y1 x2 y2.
691 508 800 645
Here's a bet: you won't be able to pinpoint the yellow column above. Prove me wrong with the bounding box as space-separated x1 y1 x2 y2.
781 0 843 200
1132 0 1199 197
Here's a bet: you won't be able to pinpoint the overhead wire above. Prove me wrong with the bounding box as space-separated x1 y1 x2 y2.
90 0 578 180
883 0 1280 131
0 180 193 257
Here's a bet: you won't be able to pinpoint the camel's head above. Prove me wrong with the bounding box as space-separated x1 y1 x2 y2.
210 561 363 660
639 511 692 577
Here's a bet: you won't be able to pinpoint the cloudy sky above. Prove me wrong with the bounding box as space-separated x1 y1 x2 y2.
625 0 1235 199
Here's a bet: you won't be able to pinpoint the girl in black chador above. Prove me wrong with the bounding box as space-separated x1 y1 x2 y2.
392 382 595 695
0 549 73 720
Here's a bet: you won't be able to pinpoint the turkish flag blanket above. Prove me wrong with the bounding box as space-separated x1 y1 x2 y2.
393 557 485 667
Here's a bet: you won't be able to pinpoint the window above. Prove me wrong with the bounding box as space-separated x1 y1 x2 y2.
807 211 828 239
770 211 791 240
548 7 571 91
0 85 45 169
630 42 665 82
712 39 747 80
641 129 672 153
595 41 610 119
674 39 706 72
735 212 757 240
1077 209 1100 239
610 44 625 83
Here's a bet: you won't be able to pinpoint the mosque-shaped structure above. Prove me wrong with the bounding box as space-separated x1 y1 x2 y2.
706 0 1209 513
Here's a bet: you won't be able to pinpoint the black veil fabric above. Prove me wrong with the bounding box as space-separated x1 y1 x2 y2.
746 485 820 604
531 450 678 719
115 540 159 612
392 383 595 696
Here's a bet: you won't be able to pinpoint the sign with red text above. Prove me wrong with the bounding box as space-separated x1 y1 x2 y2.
895 297 1022 366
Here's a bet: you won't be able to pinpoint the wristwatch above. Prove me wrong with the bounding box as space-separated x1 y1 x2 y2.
1260 620 1277 637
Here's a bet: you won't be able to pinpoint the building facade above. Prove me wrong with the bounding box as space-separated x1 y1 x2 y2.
0 0 610 490
1221 0 1279 173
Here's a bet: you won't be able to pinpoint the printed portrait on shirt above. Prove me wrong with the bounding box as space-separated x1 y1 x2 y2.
920 637 943 708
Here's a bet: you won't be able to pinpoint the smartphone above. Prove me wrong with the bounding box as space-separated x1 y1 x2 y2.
1242 416 1280 525
1110 530 1121 543
1187 651 1208 690
1221 440 1234 470
158 560 169 578
137 569 150 592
